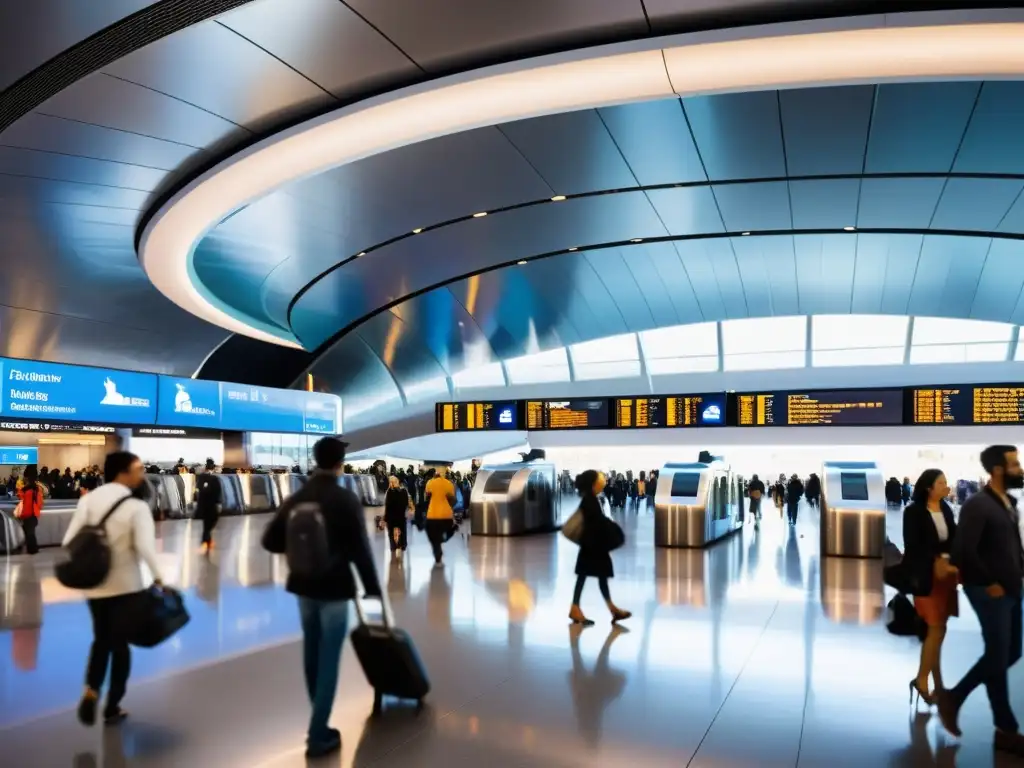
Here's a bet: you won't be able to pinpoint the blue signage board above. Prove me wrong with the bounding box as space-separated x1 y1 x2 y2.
0 446 37 464
0 358 157 426
158 376 341 435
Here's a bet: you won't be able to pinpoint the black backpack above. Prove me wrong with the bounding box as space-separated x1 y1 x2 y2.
56 495 133 589
286 501 333 578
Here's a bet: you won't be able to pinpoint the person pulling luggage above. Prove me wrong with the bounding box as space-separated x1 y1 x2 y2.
262 437 382 758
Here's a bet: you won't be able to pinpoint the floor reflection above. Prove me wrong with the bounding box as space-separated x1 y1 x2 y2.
0 503 1018 766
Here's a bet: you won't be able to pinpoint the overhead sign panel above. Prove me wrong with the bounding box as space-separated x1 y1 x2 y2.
0 446 37 464
435 402 518 432
158 376 341 435
525 399 609 430
613 394 725 428
909 385 1024 425
734 389 903 426
0 357 157 426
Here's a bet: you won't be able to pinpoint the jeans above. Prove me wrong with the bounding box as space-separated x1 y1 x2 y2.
787 501 799 524
950 586 1023 732
749 496 761 520
198 507 218 546
86 593 138 714
298 598 350 744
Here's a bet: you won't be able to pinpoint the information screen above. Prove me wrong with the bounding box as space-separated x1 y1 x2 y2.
0 357 157 426
735 389 903 426
525 399 609 430
435 401 518 432
840 472 869 501
0 446 37 465
613 393 725 428
908 385 1024 425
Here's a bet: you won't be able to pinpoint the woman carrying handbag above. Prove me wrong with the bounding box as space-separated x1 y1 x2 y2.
567 471 631 626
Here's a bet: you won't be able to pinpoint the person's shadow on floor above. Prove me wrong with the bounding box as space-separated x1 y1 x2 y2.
72 721 184 768
567 623 629 749
886 712 959 767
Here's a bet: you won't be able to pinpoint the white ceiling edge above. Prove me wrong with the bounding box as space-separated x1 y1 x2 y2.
347 431 530 463
138 9 1024 346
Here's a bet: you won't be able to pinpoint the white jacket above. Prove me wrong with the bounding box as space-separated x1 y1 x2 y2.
62 483 165 599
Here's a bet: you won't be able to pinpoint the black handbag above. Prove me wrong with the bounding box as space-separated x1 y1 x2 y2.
126 586 190 648
886 594 927 641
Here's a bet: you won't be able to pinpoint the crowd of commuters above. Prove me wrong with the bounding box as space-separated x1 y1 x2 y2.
5 465 102 499
744 472 821 524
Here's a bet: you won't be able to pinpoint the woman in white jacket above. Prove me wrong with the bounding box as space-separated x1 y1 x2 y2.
62 451 165 726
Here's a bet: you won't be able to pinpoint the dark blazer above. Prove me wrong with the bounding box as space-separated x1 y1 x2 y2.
901 499 957 596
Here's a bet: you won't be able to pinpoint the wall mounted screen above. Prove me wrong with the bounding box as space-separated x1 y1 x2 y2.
734 389 903 426
909 385 1024 425
613 394 725 428
525 399 609 430
669 472 701 498
0 357 157 426
435 401 518 432
0 446 38 465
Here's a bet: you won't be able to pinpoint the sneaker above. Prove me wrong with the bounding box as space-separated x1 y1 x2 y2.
77 692 98 727
306 729 341 758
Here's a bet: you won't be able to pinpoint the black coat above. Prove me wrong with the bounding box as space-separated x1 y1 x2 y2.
384 487 410 525
574 494 621 579
901 499 956 596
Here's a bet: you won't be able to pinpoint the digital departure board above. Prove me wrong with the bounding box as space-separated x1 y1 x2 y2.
525 399 609 430
910 385 1024 425
435 401 518 432
613 394 725 428
734 389 903 426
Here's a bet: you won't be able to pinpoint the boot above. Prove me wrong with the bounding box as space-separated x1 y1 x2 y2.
569 604 594 626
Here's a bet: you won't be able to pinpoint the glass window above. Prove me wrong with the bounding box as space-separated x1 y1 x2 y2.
910 317 1013 364
813 347 905 367
452 362 505 390
505 348 570 385
570 333 640 381
639 321 719 375
722 316 805 371
813 315 908 350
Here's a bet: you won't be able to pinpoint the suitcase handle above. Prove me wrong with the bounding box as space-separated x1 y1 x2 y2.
350 563 393 629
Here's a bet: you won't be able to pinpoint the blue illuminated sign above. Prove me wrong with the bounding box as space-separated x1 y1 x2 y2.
158 377 341 435
0 358 157 426
0 446 37 465
495 403 517 429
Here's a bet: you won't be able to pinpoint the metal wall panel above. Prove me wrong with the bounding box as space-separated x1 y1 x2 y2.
930 178 1024 232
598 98 707 186
642 241 704 324
615 246 681 327
954 82 1024 175
683 91 786 180
789 179 860 230
850 234 890 315
672 240 728 321
856 178 946 230
344 0 647 72
585 248 656 331
909 235 989 318
500 110 639 195
730 236 775 318
968 239 1024 322
794 234 856 316
218 0 420 100
645 186 724 235
865 82 980 173
878 234 923 316
779 86 874 176
102 20 334 132
712 181 791 231
0 146 164 192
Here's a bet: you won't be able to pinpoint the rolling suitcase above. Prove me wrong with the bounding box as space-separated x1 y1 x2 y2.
349 576 430 716
0 509 25 554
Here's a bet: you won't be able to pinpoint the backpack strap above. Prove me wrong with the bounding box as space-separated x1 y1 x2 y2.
97 493 134 529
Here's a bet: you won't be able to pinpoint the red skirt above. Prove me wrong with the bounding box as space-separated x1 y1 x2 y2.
914 573 959 627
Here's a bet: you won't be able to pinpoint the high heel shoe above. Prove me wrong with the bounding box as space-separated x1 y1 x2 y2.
909 679 934 708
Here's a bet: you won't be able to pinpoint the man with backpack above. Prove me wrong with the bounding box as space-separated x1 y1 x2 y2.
261 437 382 758
61 451 165 727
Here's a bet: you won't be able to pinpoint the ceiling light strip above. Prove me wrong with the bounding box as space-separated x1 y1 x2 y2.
139 13 1024 348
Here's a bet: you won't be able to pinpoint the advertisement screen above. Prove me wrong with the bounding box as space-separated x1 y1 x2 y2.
0 358 157 426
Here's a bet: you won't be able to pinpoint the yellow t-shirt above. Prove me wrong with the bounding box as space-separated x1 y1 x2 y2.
425 476 455 519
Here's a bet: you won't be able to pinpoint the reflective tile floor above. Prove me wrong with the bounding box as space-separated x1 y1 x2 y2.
1 503 1023 766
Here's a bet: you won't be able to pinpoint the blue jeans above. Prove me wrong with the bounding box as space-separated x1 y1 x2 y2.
951 586 1023 732
297 598 350 743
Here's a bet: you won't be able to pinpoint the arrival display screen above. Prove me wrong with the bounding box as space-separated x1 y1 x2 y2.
734 389 903 426
909 385 1024 425
525 399 609 430
613 394 725 428
435 401 518 431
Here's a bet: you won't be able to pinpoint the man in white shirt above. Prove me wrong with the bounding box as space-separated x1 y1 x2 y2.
62 451 165 727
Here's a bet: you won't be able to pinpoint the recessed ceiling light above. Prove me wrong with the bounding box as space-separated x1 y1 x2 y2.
630 238 643 243
472 211 488 218
517 260 528 265
741 232 751 236
550 195 566 202
412 228 423 234
844 226 856 231
357 251 366 257
568 247 578 252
